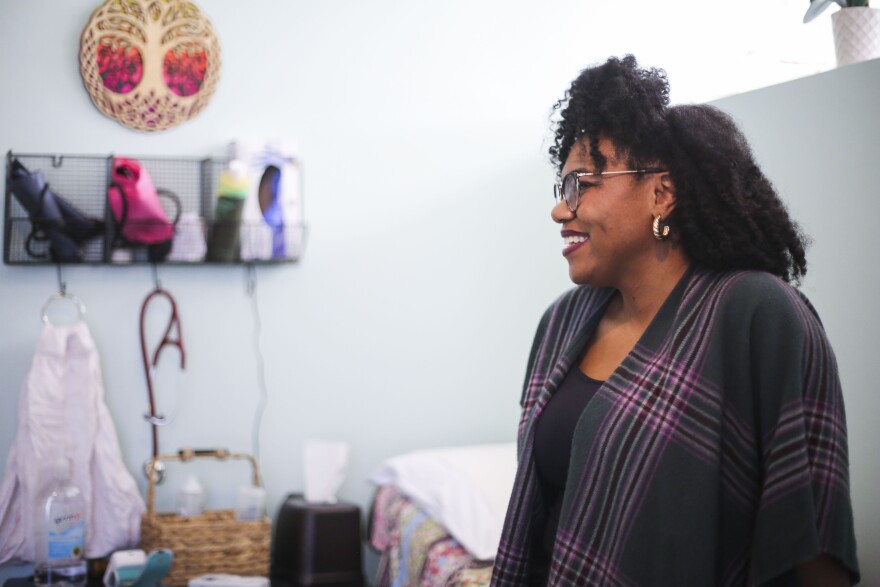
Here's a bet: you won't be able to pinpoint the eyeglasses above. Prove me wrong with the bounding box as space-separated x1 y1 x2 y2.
553 168 667 212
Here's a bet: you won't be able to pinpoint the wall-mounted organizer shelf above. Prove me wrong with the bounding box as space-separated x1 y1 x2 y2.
4 151 306 265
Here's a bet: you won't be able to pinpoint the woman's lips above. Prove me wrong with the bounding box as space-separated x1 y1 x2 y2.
562 231 589 256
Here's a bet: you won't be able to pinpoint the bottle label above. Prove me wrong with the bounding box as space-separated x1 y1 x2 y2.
48 517 85 560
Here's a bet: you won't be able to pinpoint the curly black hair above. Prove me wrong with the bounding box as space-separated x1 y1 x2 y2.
550 55 808 283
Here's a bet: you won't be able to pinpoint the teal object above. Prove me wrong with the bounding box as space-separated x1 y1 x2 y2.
131 549 173 587
114 565 143 587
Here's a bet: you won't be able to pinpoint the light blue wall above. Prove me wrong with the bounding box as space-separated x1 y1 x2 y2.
0 1 876 584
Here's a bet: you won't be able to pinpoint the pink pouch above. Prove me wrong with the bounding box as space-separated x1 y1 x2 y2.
107 157 175 244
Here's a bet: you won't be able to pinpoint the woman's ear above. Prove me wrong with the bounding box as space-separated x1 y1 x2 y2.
653 172 676 217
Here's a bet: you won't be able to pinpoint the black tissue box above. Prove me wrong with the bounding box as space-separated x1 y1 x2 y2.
271 494 363 587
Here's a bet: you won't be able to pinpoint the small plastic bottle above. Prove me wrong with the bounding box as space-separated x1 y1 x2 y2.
234 485 266 521
33 458 87 587
177 474 204 517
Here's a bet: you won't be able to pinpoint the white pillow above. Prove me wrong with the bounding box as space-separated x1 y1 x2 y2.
369 442 517 560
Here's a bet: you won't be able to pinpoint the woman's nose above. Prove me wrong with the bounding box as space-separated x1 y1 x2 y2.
551 200 574 224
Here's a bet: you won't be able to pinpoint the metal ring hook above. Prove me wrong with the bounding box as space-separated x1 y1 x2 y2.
43 265 85 325
51 155 64 168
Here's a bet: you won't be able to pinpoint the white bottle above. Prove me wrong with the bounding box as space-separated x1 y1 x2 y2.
34 458 87 587
177 474 204 517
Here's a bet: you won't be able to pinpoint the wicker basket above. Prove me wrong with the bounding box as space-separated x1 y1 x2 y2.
140 449 270 587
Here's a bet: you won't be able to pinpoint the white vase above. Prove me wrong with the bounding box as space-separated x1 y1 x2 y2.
832 7 880 66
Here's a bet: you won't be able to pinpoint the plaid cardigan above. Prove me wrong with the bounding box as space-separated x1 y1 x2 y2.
491 268 859 586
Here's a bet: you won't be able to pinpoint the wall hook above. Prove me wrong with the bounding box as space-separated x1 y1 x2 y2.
56 264 67 296
151 263 162 291
245 262 257 296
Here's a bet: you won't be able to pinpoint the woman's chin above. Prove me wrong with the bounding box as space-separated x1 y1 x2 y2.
569 268 596 286
568 264 613 288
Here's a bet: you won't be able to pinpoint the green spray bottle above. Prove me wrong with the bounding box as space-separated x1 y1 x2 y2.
206 160 249 262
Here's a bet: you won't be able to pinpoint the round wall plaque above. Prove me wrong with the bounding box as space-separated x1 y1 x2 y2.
80 0 221 132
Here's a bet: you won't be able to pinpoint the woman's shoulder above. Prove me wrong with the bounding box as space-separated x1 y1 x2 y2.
720 269 791 301
698 268 823 330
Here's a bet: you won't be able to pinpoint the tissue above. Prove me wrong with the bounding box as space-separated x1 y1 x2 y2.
303 441 349 504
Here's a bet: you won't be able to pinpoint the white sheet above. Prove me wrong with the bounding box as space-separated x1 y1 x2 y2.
369 442 517 560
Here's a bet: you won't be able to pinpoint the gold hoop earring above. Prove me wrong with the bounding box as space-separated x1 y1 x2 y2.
652 214 670 241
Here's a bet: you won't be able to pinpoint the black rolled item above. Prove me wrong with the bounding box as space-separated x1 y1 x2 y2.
7 158 104 262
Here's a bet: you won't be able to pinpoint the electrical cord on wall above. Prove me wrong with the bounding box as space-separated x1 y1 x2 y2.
245 263 269 481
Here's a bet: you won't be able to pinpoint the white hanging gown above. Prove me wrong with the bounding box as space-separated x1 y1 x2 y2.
0 320 145 562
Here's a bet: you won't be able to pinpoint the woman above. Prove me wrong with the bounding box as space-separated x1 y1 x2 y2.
491 56 859 586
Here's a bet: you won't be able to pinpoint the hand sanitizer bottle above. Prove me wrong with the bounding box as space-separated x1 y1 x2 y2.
34 458 87 586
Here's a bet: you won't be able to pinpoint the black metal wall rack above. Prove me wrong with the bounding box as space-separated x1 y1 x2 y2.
3 150 305 265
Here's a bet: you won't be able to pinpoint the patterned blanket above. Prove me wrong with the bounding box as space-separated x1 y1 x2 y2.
370 485 494 587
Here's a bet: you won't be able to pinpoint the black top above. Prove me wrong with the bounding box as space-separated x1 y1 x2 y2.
533 365 603 560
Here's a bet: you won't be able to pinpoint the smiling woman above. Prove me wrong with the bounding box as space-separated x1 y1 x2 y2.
490 55 860 587
551 143 678 290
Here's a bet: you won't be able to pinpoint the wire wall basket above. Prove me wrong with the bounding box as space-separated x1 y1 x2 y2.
4 151 306 266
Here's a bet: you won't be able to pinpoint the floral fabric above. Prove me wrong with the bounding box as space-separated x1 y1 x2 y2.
371 485 494 587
